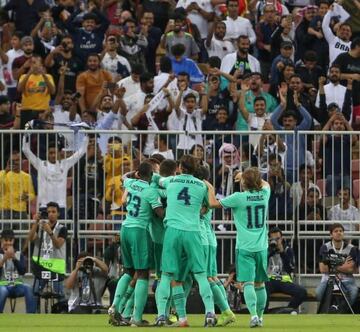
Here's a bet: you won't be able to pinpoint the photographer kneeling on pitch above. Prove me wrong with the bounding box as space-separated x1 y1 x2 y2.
266 227 307 313
65 251 108 313
316 223 358 310
28 202 68 299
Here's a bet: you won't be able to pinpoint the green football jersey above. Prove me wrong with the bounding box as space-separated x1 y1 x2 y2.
123 178 162 229
160 174 208 232
149 178 167 244
200 211 209 246
220 186 271 251
202 209 217 247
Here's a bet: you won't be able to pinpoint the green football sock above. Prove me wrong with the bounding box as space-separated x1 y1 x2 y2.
118 285 135 313
112 274 132 311
243 283 258 317
133 279 149 322
255 286 267 318
210 281 229 312
183 275 193 299
156 273 172 317
194 272 214 314
216 280 228 302
122 292 134 318
172 285 186 319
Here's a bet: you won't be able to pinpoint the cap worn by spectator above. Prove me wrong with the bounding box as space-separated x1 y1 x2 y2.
1 229 15 239
21 36 34 46
280 41 293 49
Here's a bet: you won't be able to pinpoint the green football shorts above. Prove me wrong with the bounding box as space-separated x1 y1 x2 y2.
121 226 152 270
236 248 268 283
161 227 206 280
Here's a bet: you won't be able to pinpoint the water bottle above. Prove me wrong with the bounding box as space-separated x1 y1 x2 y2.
3 66 12 85
239 62 245 76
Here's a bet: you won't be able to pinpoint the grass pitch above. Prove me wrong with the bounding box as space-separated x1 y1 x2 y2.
0 314 359 332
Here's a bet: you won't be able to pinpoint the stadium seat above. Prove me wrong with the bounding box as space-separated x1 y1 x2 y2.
353 179 360 200
316 179 327 197
352 159 360 180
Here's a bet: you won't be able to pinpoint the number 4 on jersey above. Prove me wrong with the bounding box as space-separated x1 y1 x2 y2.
177 187 191 205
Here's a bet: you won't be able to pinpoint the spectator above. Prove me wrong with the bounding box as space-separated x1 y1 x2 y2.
316 223 358 306
271 85 313 183
140 0 173 32
290 164 321 209
0 151 35 221
255 4 278 81
315 65 347 111
295 50 324 94
45 35 83 93
161 11 200 60
270 15 295 60
117 63 143 99
267 154 292 221
4 32 24 102
17 55 55 129
75 135 104 220
152 135 175 160
11 36 34 88
322 2 351 65
100 34 131 82
141 11 162 75
27 202 68 299
76 54 113 113
205 21 235 60
328 188 360 232
333 38 360 128
294 5 318 61
153 57 178 95
298 187 325 221
223 0 256 46
65 252 108 313
270 41 294 89
22 134 88 218
266 227 307 314
0 96 14 167
118 18 148 68
170 43 204 86
0 229 36 313
2 0 46 36
321 112 354 196
66 8 110 60
174 93 204 155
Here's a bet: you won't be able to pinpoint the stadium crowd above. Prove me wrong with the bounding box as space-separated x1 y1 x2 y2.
0 0 359 318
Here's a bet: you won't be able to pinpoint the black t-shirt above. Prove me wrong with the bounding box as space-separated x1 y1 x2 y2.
333 52 360 106
203 89 231 130
51 53 84 93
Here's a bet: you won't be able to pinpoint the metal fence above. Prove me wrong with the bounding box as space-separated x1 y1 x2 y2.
0 129 359 277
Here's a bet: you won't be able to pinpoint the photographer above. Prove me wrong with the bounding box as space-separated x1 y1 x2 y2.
266 227 307 313
0 229 36 313
65 251 108 313
27 202 68 297
316 223 358 306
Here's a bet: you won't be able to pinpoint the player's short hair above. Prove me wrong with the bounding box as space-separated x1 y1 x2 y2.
138 161 153 179
151 154 166 164
329 223 344 234
160 159 177 177
194 165 210 181
179 155 197 175
147 157 161 170
241 167 262 192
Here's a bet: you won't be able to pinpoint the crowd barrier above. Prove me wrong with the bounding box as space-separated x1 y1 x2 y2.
0 129 359 277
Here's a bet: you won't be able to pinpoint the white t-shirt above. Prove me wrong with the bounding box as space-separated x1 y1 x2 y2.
117 75 141 99
5 48 24 88
315 82 347 109
248 114 269 147
206 36 235 59
151 149 175 160
101 53 131 80
328 204 360 231
176 0 213 39
223 16 256 44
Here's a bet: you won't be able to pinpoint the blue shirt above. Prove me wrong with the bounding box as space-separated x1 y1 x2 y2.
171 56 204 85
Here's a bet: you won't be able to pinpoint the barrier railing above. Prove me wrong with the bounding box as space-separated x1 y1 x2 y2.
0 129 359 276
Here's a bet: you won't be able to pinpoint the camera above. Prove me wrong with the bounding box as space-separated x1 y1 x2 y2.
79 257 94 274
40 209 48 220
269 238 279 255
323 250 347 269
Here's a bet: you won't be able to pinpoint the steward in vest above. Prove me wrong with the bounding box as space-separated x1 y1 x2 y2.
0 229 36 313
28 201 68 295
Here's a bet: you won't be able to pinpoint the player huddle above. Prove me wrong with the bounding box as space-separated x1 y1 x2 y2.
108 154 271 328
